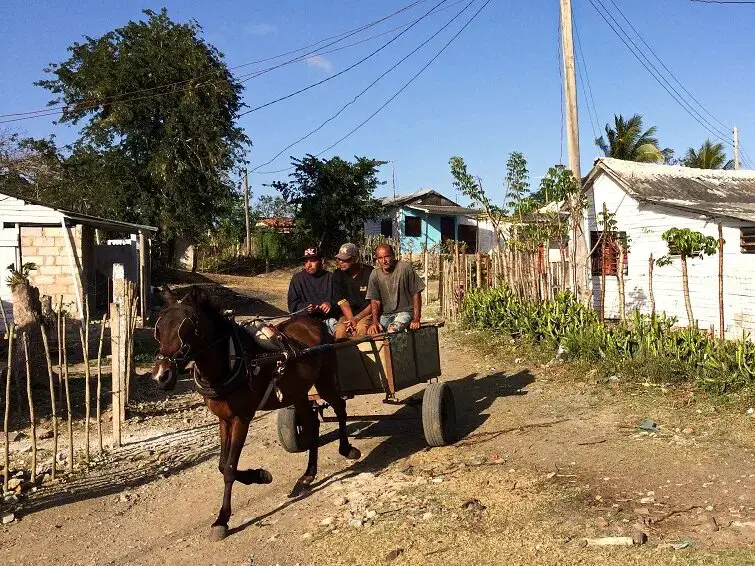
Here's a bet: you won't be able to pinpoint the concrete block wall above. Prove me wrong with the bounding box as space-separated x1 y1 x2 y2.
20 225 84 315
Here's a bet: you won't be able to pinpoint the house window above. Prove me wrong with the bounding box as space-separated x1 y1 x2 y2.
590 231 628 276
741 227 755 254
380 218 393 238
404 216 422 237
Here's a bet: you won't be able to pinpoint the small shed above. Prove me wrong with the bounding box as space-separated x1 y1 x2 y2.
583 157 755 338
365 189 483 252
0 191 157 328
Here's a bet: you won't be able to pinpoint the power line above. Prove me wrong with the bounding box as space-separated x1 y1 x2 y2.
587 0 734 147
239 0 451 117
256 0 492 175
690 0 755 4
574 19 601 138
556 4 565 164
0 3 476 126
0 0 431 120
572 24 598 141
251 0 476 172
605 0 731 136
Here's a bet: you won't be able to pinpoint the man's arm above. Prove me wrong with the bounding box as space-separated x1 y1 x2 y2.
287 275 311 313
367 299 383 335
410 291 422 330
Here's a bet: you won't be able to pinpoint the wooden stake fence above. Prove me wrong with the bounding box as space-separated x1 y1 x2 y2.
3 327 13 493
40 325 58 480
22 333 37 482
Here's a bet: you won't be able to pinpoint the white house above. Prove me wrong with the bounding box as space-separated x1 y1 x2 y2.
0 191 157 328
583 157 755 338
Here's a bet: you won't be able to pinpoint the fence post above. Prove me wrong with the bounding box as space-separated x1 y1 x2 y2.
112 263 127 441
110 301 122 448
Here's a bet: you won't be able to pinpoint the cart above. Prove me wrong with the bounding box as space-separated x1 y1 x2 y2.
276 322 456 452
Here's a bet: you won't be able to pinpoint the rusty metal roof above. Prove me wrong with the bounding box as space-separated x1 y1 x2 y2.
405 204 481 216
586 157 755 222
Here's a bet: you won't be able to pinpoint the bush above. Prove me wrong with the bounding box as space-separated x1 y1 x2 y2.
460 286 755 393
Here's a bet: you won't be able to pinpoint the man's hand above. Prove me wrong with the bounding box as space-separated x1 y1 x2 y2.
409 319 421 330
367 323 383 335
345 317 358 331
306 304 315 313
317 302 331 314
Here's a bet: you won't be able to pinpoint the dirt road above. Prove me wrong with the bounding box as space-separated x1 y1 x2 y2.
3 269 755 565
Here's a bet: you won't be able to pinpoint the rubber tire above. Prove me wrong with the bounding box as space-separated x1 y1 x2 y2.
276 406 308 453
422 381 457 447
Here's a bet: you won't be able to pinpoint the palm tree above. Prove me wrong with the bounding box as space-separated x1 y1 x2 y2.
682 140 734 169
595 114 672 163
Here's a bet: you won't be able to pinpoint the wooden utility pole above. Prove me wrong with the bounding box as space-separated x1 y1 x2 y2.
243 168 251 256
560 0 589 302
734 127 741 170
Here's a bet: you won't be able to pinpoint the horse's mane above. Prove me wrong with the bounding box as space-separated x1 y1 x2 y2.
179 286 230 328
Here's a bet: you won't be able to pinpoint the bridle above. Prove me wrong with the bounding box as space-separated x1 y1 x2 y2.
153 305 227 370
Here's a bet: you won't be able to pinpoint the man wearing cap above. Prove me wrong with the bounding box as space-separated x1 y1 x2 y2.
367 243 425 334
332 243 373 339
287 246 339 334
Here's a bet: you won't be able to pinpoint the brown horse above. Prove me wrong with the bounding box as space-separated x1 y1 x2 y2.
151 286 360 541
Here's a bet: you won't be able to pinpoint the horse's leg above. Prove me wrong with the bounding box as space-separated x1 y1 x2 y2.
210 417 249 541
289 399 319 498
218 418 229 474
315 377 361 460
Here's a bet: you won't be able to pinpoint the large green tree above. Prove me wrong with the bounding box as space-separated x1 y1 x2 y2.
595 114 672 163
28 9 249 246
270 155 385 253
682 140 733 170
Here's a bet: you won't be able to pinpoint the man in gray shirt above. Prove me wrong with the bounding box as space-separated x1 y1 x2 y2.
366 243 425 334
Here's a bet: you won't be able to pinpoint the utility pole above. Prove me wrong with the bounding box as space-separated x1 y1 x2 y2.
243 168 251 256
392 161 397 199
560 0 589 302
734 127 741 170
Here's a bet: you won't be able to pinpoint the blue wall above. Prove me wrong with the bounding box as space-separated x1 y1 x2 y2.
398 207 458 253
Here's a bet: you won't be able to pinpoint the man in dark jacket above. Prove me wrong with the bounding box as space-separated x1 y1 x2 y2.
287 246 338 334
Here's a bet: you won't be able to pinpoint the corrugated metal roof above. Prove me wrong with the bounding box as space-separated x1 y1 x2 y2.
380 188 440 206
588 157 755 222
405 204 481 216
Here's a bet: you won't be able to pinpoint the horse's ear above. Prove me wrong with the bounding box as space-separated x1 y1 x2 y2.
161 285 177 305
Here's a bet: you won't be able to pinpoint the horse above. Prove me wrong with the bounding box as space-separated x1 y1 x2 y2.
151 285 361 541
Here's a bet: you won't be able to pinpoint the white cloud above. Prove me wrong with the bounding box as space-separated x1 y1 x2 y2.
244 23 278 37
305 55 334 74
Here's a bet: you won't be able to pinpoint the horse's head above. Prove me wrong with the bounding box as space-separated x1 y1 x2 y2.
151 285 215 390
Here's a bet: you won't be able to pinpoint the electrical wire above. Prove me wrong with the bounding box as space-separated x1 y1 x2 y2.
587 0 734 147
0 0 431 120
238 0 451 116
574 19 600 140
251 0 476 172
256 0 493 175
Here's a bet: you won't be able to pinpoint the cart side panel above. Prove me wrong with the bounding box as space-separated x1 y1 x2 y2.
388 332 419 391
334 340 389 395
413 325 442 380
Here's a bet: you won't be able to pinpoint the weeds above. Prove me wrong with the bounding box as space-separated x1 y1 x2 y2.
461 287 755 393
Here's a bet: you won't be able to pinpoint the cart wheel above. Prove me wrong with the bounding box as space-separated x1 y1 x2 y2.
277 406 308 453
422 382 457 447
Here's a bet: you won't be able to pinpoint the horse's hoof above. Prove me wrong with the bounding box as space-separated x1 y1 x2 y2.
341 446 361 460
289 478 314 498
256 469 273 484
209 524 228 542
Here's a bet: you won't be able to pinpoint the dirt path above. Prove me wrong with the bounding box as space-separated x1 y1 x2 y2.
3 269 755 565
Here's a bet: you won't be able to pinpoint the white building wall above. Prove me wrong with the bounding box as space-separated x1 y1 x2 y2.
585 173 755 338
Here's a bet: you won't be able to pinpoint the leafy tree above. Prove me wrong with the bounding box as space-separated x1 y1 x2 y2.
449 156 507 244
595 114 672 163
504 151 530 219
269 155 385 253
30 9 249 249
253 194 296 218
683 140 734 170
656 228 718 326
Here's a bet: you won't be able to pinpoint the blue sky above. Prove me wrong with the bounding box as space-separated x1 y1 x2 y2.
1 0 753 208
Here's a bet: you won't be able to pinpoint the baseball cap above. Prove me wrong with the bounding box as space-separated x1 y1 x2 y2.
300 246 322 260
335 243 358 261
